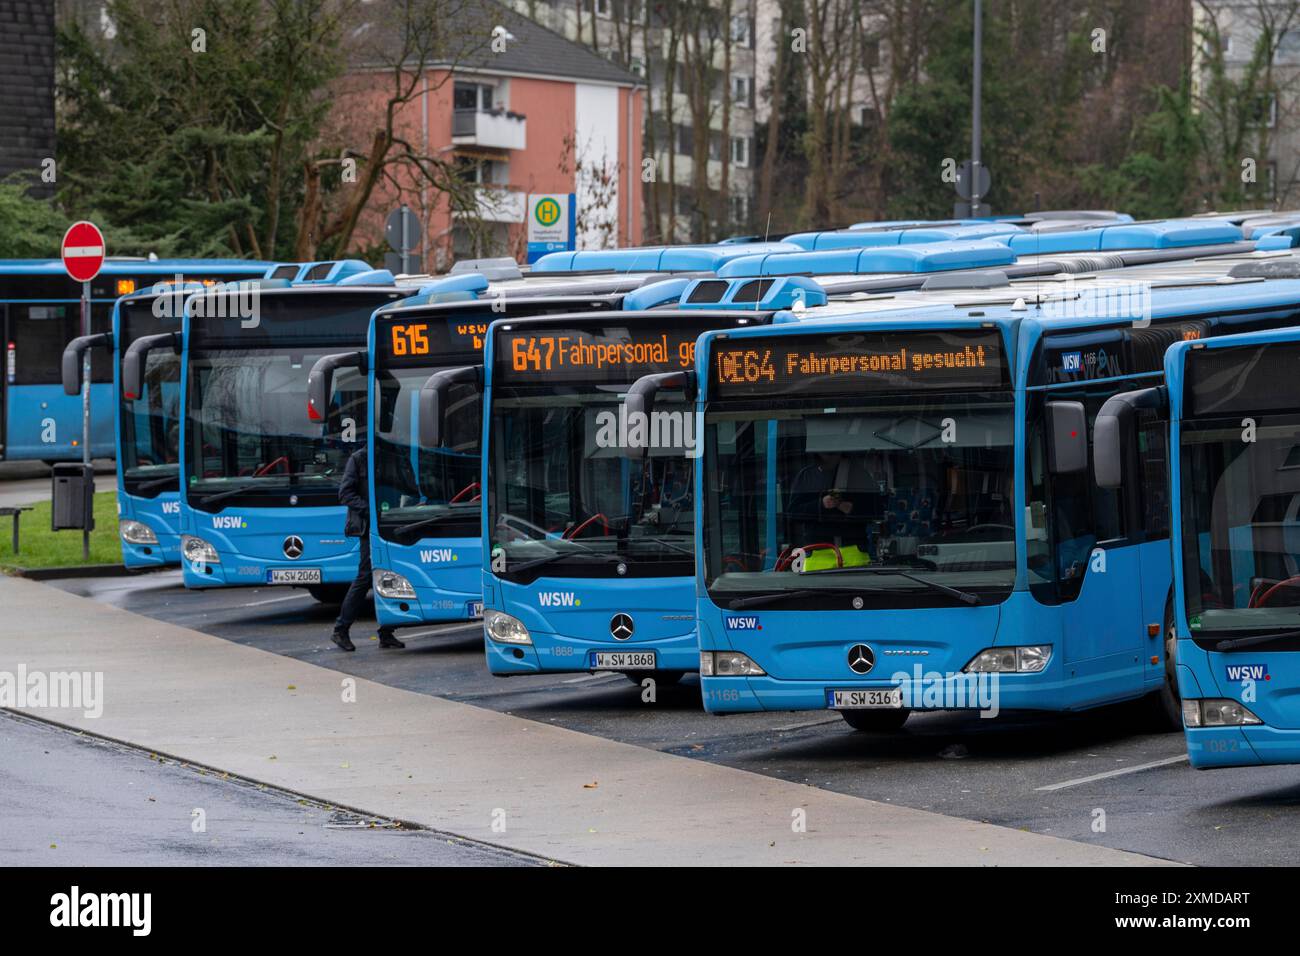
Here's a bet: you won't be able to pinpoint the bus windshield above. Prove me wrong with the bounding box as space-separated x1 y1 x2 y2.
185 346 363 509
119 302 180 498
703 392 1017 606
488 385 695 579
374 367 481 541
1180 412 1300 635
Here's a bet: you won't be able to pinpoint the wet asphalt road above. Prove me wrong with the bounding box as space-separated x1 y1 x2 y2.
0 709 541 866
44 569 1300 866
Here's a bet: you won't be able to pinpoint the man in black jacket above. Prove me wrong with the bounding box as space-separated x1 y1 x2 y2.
333 446 404 652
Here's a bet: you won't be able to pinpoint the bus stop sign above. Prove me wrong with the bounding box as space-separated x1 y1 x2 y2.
61 221 105 283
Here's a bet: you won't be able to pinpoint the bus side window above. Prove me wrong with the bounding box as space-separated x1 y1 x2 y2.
1137 409 1170 539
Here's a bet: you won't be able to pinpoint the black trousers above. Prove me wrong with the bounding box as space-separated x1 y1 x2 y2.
334 533 372 633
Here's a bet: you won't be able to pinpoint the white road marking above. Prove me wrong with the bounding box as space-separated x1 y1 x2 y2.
1034 754 1189 792
562 673 624 684
771 717 841 732
240 593 312 607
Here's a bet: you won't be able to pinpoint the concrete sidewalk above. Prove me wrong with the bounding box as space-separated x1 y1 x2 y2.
0 575 1177 866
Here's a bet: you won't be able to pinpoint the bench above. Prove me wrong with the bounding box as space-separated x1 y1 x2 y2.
0 506 34 555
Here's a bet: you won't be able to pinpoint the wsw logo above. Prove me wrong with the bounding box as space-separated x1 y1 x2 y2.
538 591 581 607
1225 663 1269 682
161 501 180 514
724 614 762 631
211 515 248 529
419 548 459 564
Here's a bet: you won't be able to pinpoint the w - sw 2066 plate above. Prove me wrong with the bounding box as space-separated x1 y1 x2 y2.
590 651 656 670
268 568 321 584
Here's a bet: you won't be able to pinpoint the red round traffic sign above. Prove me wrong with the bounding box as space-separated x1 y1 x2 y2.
61 221 106 283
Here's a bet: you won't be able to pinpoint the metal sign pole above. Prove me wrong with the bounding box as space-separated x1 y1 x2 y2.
80 279 91 560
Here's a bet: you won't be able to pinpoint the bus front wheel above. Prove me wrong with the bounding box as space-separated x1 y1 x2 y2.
1143 605 1182 732
840 708 911 733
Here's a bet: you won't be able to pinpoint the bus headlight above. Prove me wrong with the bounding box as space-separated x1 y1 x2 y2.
964 645 1051 673
119 519 158 545
373 569 416 600
1183 698 1263 728
700 651 765 676
180 535 220 565
484 609 531 645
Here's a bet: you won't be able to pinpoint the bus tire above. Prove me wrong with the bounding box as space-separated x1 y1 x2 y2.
840 708 911 733
307 584 350 605
1144 605 1182 732
625 670 684 686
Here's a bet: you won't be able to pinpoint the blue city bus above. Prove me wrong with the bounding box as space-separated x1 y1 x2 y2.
121 271 416 599
1 258 269 462
477 278 828 683
319 292 653 634
667 262 1300 731
62 282 207 566
1098 321 1300 766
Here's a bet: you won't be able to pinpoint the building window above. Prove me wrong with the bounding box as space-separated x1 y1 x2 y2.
595 0 611 18
731 15 752 48
731 135 749 168
730 192 750 226
675 124 694 156
1277 30 1300 63
709 131 724 162
1249 91 1278 128
732 75 753 108
454 81 495 112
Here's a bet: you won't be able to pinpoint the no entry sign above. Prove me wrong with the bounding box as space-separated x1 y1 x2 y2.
61 221 106 283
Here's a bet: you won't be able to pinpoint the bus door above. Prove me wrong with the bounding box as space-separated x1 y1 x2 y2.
1028 385 1147 700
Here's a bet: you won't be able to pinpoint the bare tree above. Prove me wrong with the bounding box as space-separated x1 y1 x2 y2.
294 0 492 260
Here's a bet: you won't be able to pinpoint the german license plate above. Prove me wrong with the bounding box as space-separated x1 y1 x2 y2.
466 601 483 618
268 568 321 584
827 687 903 709
590 650 656 670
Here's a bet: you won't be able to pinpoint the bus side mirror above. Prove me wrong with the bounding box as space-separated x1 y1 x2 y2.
121 332 179 401
624 370 697 460
1094 386 1167 489
61 333 113 395
1046 401 1088 474
418 365 482 449
306 351 364 423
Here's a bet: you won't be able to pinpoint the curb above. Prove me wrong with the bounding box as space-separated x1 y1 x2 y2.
6 563 146 581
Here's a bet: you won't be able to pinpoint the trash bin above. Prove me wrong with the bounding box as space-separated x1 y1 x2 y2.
51 463 95 531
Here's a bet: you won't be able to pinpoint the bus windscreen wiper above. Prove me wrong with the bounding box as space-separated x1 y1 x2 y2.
797 564 981 606
726 586 866 610
134 474 179 493
1215 629 1300 651
389 508 475 541
196 472 337 506
505 549 626 575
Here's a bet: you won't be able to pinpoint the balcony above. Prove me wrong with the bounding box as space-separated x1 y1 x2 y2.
452 109 527 151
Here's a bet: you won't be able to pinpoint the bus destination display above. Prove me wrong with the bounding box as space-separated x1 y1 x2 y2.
495 326 700 385
710 329 1007 398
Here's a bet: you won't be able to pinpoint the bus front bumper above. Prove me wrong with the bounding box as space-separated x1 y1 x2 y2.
181 551 359 589
486 628 699 676
121 533 181 568
1187 724 1300 769
698 670 1076 715
375 584 483 628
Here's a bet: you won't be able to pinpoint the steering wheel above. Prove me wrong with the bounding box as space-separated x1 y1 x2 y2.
450 481 480 504
564 513 610 540
776 542 842 572
1251 575 1300 607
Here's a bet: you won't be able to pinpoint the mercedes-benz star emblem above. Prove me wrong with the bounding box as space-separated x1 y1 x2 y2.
847 643 875 675
610 613 635 641
282 536 304 560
